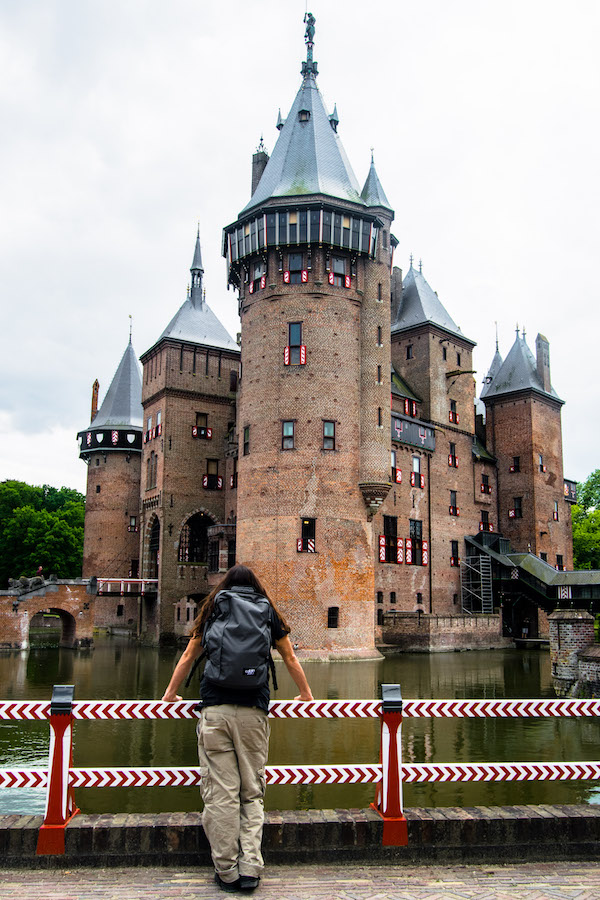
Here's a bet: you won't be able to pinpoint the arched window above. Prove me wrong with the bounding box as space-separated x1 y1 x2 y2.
178 512 211 563
148 518 160 578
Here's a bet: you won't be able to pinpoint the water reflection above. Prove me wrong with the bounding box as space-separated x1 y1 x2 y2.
0 637 598 815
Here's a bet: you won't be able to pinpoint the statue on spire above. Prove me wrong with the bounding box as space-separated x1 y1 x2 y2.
302 12 318 77
304 12 315 44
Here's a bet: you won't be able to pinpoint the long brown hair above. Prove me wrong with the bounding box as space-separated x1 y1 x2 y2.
190 564 290 638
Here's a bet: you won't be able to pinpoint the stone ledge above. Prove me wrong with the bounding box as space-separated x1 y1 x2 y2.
2 805 600 868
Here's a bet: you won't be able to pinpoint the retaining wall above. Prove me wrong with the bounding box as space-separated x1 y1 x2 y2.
2 805 600 868
381 612 511 652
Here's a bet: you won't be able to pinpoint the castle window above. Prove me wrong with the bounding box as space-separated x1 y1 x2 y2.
266 213 276 246
510 456 520 473
298 518 316 553
377 591 383 604
128 516 138 533
382 515 398 564
377 282 382 301
451 540 460 567
228 539 236 569
229 370 238 392
449 399 459 424
481 473 491 494
553 501 559 521
285 322 306 365
416 592 423 605
448 442 458 468
117 604 124 617
390 591 396 604
96 485 101 493
243 426 250 456
443 346 447 360
327 606 339 628
377 608 383 626
511 496 523 519
457 352 461 366
556 554 564 571
409 519 423 566
323 420 335 450
449 490 460 516
377 365 382 384
282 420 295 450
540 552 548 562
480 510 491 532
539 454 547 473
278 212 287 245
331 256 347 287
391 450 401 484
407 345 413 360
333 213 342 245
208 541 219 573
287 252 303 284
178 513 210 564
378 407 382 427
377 326 383 346
95 458 100 466
298 109 310 122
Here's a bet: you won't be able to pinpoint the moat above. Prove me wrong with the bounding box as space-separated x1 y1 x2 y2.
1 636 599 815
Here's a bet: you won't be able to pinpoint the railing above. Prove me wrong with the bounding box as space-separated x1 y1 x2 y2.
2 688 600 856
96 579 158 595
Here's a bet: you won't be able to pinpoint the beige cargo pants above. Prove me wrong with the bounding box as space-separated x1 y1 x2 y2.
197 704 270 883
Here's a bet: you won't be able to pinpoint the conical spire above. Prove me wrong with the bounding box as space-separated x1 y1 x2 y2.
89 341 143 429
482 331 562 404
361 153 391 209
241 14 363 213
480 343 504 399
392 263 474 345
190 227 204 308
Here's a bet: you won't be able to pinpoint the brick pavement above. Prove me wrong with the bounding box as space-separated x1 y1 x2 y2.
2 861 600 900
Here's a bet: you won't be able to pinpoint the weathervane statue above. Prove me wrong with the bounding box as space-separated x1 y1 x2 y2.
302 12 318 76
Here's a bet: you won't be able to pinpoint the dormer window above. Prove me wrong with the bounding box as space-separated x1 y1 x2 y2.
299 109 310 122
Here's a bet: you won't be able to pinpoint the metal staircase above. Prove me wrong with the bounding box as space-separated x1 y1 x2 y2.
461 554 493 614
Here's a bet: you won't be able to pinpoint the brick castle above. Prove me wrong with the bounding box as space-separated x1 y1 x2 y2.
77 18 574 654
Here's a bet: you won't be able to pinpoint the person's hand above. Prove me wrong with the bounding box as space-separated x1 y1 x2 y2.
294 692 313 701
161 693 182 702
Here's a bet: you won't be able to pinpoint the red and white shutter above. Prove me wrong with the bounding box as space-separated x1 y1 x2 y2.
284 346 290 366
344 275 351 288
395 468 402 484
420 474 425 489
396 538 404 565
283 271 290 284
301 269 308 283
260 275 266 289
422 540 429 566
202 475 208 488
405 538 413 565
299 345 307 365
379 535 386 563
328 271 335 285
297 538 303 553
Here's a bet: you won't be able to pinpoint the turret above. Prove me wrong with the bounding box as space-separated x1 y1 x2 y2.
222 15 396 657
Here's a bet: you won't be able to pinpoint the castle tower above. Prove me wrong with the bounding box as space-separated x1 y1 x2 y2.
139 230 240 642
222 17 394 657
383 263 483 614
482 329 572 568
77 338 143 579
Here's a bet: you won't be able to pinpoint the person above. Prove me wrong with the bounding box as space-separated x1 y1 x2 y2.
161 564 313 893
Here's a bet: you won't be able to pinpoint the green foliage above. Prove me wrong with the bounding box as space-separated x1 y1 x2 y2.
576 469 600 513
0 480 85 588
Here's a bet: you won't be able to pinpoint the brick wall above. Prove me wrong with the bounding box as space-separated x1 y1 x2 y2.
381 611 507 652
548 609 595 690
0 581 96 649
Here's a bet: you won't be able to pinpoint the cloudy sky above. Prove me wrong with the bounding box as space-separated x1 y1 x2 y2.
1 0 598 495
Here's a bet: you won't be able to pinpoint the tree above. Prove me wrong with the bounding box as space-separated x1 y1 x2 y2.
0 480 85 588
572 469 600 570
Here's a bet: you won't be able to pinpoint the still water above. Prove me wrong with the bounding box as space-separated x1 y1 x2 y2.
1 635 599 815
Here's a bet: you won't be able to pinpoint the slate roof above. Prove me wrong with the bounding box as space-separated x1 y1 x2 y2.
480 347 504 399
391 366 420 402
361 157 392 210
90 341 143 430
241 72 364 213
392 264 474 345
158 298 239 352
482 333 562 404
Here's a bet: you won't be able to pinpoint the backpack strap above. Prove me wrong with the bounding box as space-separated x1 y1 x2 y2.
184 648 207 689
268 651 278 692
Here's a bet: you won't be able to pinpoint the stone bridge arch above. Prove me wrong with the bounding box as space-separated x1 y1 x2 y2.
0 580 95 650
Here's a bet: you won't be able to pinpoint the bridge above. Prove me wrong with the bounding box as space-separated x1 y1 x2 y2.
0 577 157 650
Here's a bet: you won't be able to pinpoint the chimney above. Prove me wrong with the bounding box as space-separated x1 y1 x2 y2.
251 144 269 196
91 379 99 422
536 333 551 393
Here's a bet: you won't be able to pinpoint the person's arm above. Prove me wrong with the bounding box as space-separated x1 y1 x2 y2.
274 634 313 701
161 635 204 701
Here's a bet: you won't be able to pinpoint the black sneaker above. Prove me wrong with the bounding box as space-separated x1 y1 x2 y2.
239 875 260 891
214 873 241 893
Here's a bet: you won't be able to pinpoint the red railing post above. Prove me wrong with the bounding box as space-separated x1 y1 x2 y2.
36 685 80 855
372 683 408 845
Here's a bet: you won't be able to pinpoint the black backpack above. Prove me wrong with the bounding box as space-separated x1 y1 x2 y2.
186 586 277 692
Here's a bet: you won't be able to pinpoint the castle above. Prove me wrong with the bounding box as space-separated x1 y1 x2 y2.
77 18 574 654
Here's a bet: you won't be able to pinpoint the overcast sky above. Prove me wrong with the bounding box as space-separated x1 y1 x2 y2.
1 0 598 496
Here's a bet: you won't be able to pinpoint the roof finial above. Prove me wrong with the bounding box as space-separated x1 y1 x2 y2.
129 314 132 344
257 134 267 153
522 326 526 341
419 258 423 273
409 253 414 268
370 147 374 164
302 12 318 77
516 323 520 338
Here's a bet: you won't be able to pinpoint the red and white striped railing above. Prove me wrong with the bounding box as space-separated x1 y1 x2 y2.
3 688 600 856
96 578 158 595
